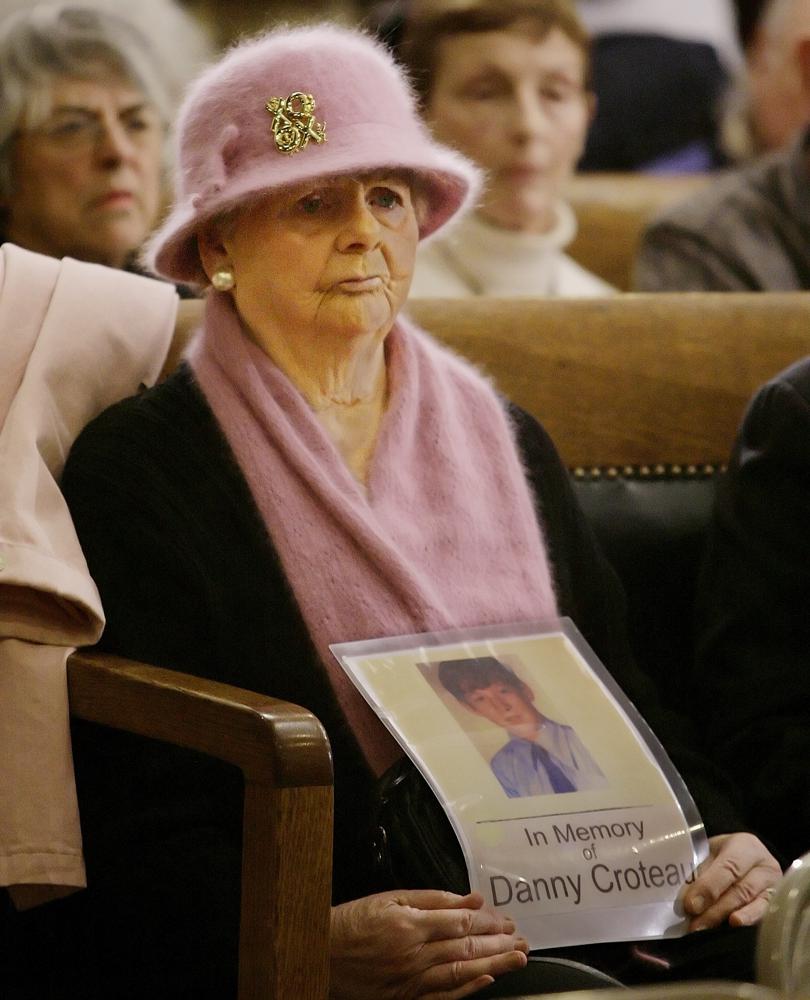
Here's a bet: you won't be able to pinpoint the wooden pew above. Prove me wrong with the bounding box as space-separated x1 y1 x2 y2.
564 173 712 291
408 293 810 468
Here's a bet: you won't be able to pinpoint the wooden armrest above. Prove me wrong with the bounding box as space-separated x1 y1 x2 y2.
408 295 810 468
67 649 333 1000
67 649 333 786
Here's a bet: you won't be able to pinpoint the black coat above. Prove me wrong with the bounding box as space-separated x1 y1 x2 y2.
696 355 810 864
12 365 747 999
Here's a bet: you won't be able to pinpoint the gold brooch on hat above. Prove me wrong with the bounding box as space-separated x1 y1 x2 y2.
265 92 326 155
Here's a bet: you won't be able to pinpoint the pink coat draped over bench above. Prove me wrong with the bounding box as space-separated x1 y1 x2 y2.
0 244 178 908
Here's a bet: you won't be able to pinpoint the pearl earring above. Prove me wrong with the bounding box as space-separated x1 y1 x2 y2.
211 267 235 291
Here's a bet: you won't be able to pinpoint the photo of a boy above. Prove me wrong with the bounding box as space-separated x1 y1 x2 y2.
437 656 607 798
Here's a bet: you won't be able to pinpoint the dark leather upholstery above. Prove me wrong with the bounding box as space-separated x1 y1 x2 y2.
572 465 722 715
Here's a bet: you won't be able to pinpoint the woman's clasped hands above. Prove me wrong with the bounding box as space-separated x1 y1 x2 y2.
330 889 529 1000
329 835 783 999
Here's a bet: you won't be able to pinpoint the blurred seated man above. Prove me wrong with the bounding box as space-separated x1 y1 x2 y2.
723 0 810 160
0 4 169 270
694 355 810 863
634 0 810 291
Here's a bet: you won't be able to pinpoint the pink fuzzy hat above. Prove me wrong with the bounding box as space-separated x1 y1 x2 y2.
146 23 482 286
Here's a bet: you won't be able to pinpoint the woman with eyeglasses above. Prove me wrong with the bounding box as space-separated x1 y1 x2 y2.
0 4 170 270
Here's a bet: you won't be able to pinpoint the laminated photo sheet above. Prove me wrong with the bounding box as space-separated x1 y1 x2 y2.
332 618 707 950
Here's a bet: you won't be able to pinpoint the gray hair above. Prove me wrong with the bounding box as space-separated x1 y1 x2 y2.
0 4 174 202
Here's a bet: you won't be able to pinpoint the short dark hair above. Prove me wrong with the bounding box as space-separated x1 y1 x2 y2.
400 0 591 109
437 656 522 702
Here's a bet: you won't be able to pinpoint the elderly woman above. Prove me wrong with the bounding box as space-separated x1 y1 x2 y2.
41 23 777 1000
0 4 169 268
401 0 614 298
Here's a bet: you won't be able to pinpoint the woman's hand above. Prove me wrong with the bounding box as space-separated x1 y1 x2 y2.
330 889 529 1000
683 833 782 931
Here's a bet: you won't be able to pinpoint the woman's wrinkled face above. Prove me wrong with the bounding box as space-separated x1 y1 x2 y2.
426 25 591 233
5 75 164 267
208 173 419 351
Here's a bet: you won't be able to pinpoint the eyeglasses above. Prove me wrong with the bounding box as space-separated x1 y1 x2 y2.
17 106 164 153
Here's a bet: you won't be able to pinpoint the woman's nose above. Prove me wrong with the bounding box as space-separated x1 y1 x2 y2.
94 120 138 165
337 194 382 252
509 92 553 143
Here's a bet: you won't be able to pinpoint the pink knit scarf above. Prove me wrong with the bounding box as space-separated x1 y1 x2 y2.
189 293 558 774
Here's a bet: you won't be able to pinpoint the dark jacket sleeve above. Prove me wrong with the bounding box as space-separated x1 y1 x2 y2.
510 404 750 838
633 220 758 292
695 363 810 863
51 374 246 1000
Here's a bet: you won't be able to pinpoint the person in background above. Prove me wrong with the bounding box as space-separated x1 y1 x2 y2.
694 356 810 866
574 0 742 173
748 0 810 148
0 0 214 108
633 130 810 291
634 0 810 291
0 4 169 269
401 0 614 298
722 0 810 161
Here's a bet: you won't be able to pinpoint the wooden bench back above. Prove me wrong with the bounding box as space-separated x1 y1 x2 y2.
407 294 810 468
563 173 711 290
